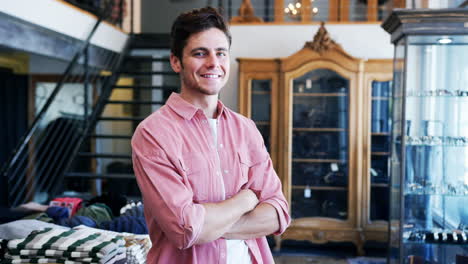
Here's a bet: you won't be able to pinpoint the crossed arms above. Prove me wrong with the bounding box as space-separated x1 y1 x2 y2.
195 189 280 244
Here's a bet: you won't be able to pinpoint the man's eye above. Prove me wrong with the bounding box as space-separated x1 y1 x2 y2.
193 52 205 57
217 52 227 57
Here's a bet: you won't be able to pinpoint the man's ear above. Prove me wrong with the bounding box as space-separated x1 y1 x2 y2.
170 53 182 73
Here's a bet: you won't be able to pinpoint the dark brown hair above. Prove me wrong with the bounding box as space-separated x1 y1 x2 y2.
170 7 232 61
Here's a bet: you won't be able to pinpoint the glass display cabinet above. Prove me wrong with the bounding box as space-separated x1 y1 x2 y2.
382 9 468 264
238 24 393 254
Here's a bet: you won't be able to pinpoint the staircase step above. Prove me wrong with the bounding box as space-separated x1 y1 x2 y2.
77 152 132 159
125 56 170 62
98 116 145 122
113 85 178 90
90 134 133 139
106 100 165 105
119 71 178 76
65 172 135 179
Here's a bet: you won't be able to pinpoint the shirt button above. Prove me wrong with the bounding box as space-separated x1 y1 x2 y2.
224 170 229 174
219 144 224 148
220 253 225 258
201 120 207 123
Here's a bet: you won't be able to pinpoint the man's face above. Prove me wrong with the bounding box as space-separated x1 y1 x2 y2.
170 28 230 96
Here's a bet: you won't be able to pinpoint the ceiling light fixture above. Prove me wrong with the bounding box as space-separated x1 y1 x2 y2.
437 37 452 44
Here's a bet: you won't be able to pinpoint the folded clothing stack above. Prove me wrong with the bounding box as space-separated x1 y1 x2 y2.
74 226 151 264
3 227 126 264
123 235 151 264
120 202 144 218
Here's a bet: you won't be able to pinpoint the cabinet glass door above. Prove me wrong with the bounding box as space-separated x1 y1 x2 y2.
251 79 272 152
291 69 349 219
370 80 392 221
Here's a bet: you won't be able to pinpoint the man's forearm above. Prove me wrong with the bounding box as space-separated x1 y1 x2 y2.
222 203 279 240
194 189 258 245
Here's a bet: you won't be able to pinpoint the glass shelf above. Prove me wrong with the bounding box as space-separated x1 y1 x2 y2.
405 136 468 147
404 191 468 197
372 183 389 187
293 92 347 97
292 158 347 163
372 97 390 100
372 152 390 156
407 89 468 98
252 91 270 95
293 128 345 132
372 132 390 136
254 121 270 125
292 185 347 191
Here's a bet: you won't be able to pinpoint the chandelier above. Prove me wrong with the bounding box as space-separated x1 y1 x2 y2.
284 0 319 20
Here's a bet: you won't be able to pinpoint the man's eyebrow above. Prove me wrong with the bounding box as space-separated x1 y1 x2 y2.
190 47 208 53
190 47 228 53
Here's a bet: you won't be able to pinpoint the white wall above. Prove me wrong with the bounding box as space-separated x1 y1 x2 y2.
220 23 394 111
0 0 128 52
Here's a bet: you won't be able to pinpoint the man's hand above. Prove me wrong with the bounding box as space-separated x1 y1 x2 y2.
237 189 259 211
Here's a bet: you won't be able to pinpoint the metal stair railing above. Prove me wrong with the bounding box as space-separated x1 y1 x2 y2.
0 12 130 207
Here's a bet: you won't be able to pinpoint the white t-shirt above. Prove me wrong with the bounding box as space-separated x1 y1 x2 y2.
208 118 252 264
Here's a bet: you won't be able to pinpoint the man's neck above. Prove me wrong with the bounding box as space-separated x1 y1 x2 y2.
179 91 219 118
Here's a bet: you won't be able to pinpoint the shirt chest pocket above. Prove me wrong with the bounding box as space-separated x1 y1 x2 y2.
237 148 268 188
179 152 211 202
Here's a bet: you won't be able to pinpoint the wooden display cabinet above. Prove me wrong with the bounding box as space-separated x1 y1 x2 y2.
237 23 393 254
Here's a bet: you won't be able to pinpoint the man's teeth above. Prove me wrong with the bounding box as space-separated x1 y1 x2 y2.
202 74 220 78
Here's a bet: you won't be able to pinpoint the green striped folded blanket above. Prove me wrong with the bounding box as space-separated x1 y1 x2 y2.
5 228 125 263
1 251 126 264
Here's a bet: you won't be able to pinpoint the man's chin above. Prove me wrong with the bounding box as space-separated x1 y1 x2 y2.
199 87 222 96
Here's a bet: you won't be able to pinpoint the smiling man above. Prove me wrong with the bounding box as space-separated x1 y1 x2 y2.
131 7 290 264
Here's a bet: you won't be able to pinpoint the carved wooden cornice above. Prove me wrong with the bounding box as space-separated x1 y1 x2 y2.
230 0 263 23
304 22 341 54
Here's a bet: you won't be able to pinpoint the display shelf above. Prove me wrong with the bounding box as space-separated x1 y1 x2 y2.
372 132 390 136
372 97 390 100
371 152 390 156
254 121 270 126
252 91 270 95
292 158 346 163
293 92 347 97
372 183 389 188
293 128 346 132
292 185 347 191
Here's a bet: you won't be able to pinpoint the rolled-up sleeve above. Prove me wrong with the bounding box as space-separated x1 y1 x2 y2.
132 125 205 249
244 120 291 235
250 155 291 235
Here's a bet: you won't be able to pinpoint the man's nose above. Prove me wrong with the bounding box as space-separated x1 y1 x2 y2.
205 53 220 68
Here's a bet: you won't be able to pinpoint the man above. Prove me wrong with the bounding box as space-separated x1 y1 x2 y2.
131 7 290 263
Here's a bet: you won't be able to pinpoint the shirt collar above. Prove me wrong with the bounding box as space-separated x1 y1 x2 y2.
166 92 226 120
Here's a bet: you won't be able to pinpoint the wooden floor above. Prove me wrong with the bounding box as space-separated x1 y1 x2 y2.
273 255 348 264
273 255 387 264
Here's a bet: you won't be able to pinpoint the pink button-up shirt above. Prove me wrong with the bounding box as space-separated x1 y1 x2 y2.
132 93 290 264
